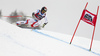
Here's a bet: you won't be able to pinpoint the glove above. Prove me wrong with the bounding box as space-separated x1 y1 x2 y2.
32 12 35 18
42 23 47 28
42 24 45 28
32 12 35 16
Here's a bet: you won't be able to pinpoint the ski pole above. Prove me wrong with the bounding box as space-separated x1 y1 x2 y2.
1 15 22 17
0 15 32 18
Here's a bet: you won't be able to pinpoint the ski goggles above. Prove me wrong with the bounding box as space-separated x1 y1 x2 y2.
42 10 46 13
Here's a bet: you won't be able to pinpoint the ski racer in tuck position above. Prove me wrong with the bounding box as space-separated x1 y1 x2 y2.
16 6 48 28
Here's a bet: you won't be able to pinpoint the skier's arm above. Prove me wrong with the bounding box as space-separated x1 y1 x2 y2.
32 10 39 17
42 16 48 28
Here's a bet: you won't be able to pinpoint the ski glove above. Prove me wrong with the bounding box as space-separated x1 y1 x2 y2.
42 23 48 28
32 12 35 18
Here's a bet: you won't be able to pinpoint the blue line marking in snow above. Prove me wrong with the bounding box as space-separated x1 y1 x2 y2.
33 30 69 44
33 29 100 56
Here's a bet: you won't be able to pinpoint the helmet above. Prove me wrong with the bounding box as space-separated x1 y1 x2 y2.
41 6 47 13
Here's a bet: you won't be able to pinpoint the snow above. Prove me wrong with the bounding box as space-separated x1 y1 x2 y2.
0 19 100 56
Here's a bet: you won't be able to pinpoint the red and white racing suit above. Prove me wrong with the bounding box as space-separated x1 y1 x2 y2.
16 9 48 27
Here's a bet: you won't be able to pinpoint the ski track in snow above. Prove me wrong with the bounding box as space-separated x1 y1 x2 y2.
32 29 100 56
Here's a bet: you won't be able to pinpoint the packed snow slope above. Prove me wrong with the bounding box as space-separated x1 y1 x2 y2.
0 19 100 56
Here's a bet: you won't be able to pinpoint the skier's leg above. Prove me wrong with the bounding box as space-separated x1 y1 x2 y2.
31 20 41 27
26 18 37 27
16 21 25 25
16 19 29 26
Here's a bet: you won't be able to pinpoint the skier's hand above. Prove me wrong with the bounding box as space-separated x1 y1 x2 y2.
42 24 46 28
42 23 48 28
32 12 35 18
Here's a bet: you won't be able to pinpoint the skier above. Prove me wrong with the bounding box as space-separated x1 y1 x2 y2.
16 6 48 28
